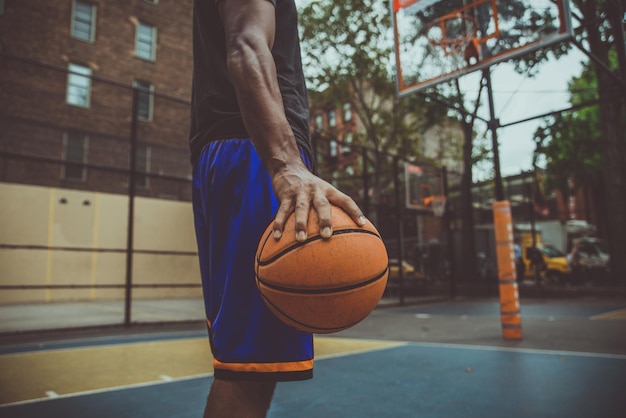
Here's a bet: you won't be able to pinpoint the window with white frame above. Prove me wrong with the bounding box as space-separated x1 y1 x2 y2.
135 21 156 61
329 140 338 158
66 63 92 108
62 132 88 181
135 144 151 189
328 110 337 128
343 103 352 122
71 1 96 42
314 114 323 132
342 132 353 153
133 80 154 121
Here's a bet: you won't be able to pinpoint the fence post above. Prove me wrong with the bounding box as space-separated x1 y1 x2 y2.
393 156 405 305
124 87 139 327
361 146 370 217
442 167 456 299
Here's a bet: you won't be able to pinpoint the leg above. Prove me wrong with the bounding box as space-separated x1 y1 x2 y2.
193 141 313 416
204 379 277 418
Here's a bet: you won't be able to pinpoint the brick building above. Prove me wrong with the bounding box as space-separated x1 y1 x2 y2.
0 0 194 200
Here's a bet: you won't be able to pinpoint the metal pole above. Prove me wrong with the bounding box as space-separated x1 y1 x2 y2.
362 146 370 217
442 167 456 299
526 180 539 286
393 156 405 305
124 87 139 326
484 69 504 201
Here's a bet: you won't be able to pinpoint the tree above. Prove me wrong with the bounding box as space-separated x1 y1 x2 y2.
534 0 626 280
571 0 626 281
533 60 607 233
299 0 452 225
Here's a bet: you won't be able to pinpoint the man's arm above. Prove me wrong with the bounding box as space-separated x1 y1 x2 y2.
217 0 365 241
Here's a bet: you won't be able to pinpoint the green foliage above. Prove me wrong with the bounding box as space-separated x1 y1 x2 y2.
299 0 449 161
533 60 604 194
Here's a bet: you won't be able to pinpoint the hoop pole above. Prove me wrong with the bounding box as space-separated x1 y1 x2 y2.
393 156 406 305
493 201 523 340
484 68 504 201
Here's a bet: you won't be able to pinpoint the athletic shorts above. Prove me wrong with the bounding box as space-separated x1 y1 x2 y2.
192 139 314 381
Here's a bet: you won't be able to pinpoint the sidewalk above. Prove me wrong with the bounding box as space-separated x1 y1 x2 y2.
1 281 624 335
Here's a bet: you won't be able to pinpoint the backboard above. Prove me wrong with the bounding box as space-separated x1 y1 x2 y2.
391 0 573 96
405 163 444 212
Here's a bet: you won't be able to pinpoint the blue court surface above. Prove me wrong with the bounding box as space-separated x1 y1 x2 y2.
1 298 625 418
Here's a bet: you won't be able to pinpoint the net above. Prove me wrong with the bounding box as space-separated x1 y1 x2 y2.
431 196 447 217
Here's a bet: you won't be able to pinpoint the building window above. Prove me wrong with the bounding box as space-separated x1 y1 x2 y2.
135 21 156 61
66 63 92 108
71 1 96 42
0 0 5 15
342 132 353 153
135 144 151 189
343 103 352 122
314 114 323 133
133 80 154 121
143 0 158 4
62 132 88 181
329 140 338 158
328 110 337 128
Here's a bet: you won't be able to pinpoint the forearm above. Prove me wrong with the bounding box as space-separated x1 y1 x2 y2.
226 37 304 176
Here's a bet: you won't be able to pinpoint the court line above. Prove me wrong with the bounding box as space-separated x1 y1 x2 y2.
315 340 407 361
0 340 406 408
406 341 626 360
0 372 215 408
590 308 626 320
0 331 208 355
2 339 624 409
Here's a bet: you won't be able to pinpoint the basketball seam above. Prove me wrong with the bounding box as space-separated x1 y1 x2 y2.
256 228 383 267
256 267 388 295
259 293 367 333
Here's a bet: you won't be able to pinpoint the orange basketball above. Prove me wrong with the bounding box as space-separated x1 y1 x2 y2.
255 205 388 334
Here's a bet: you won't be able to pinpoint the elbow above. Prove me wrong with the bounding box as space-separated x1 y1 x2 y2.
225 35 268 86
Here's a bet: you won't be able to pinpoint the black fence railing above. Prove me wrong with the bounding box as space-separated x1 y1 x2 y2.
2 53 617 335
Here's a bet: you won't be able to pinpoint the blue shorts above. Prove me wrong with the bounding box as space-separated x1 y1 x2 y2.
192 139 314 381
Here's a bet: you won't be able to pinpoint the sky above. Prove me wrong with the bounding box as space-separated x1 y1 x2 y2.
464 46 588 180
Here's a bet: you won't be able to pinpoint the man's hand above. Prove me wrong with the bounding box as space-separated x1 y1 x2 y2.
271 161 366 242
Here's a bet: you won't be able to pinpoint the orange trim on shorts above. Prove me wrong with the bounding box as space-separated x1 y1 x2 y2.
207 318 313 374
213 358 314 374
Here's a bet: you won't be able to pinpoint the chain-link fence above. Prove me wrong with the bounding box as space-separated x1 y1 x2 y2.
3 55 615 334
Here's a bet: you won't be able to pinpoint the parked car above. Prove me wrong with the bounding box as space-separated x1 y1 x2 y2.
388 259 420 280
571 237 610 279
385 259 426 297
524 243 571 284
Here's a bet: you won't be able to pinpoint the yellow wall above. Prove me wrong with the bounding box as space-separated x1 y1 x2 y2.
0 183 201 304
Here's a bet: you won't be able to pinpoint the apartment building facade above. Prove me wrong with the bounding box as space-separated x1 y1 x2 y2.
1 0 194 200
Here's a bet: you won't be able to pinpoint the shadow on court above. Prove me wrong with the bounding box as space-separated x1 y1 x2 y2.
1 298 625 418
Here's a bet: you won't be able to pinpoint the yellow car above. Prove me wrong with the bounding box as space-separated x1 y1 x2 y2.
524 243 571 283
388 259 418 280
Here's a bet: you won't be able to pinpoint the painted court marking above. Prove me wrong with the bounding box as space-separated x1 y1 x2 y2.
2 337 624 409
0 337 402 407
591 308 626 320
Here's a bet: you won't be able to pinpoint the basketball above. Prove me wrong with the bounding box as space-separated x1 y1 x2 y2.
255 205 388 334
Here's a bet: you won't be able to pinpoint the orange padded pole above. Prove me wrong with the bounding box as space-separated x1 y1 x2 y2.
493 201 523 340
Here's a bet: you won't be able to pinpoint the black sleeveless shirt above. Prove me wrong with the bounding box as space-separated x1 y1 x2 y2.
188 0 313 167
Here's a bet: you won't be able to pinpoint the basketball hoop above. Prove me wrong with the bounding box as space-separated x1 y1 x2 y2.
431 196 447 217
422 13 480 69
